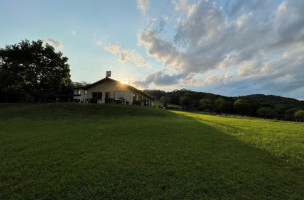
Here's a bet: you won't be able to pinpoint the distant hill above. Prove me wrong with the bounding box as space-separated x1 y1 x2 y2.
144 89 304 121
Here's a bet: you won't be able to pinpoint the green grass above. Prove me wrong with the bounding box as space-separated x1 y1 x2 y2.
0 103 303 200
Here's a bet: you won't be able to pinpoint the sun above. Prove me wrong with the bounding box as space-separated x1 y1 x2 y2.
120 81 129 85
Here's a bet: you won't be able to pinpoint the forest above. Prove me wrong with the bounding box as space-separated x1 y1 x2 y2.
144 89 304 122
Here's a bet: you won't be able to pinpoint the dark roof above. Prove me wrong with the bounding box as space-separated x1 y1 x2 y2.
80 77 153 100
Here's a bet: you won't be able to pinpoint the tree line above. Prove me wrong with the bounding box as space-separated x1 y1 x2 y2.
144 89 304 122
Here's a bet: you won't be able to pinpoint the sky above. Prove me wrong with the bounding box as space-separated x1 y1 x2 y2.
0 0 304 99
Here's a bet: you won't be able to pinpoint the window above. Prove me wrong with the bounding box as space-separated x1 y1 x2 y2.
92 92 102 100
114 91 125 100
77 90 81 95
84 90 87 95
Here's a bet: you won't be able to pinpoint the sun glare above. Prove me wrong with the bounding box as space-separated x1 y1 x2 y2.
120 81 129 85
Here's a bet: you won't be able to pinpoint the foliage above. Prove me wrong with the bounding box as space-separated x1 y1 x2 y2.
256 107 278 119
145 89 304 121
198 98 210 111
160 96 171 107
179 96 192 110
0 40 71 101
233 99 252 116
0 104 303 199
284 108 298 121
72 81 90 89
294 110 304 122
143 89 166 100
214 97 231 113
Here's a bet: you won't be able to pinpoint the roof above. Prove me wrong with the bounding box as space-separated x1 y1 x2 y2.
76 77 153 100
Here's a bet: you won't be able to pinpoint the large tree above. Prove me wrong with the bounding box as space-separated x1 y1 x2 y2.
198 98 210 111
294 110 304 122
0 40 71 101
214 97 231 114
160 96 171 107
179 96 192 110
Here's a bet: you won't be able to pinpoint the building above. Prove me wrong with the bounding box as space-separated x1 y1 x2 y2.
73 72 153 105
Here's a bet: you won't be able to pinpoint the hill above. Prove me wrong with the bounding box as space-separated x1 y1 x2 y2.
0 103 303 199
144 89 304 121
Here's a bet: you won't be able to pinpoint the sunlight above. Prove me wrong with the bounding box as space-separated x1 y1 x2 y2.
120 81 129 85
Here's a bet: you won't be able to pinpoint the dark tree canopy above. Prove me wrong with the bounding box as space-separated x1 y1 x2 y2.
233 99 252 116
294 110 304 122
179 96 192 110
214 97 231 113
0 40 71 101
199 98 210 111
256 107 278 119
160 96 171 107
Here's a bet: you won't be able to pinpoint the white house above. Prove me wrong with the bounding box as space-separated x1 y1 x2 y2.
73 72 153 105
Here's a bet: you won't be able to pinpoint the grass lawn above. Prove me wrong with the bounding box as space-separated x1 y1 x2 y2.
0 103 303 199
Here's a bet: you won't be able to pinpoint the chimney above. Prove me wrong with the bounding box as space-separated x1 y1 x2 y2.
106 71 111 78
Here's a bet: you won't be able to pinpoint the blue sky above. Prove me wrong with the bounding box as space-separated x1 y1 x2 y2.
1 0 304 99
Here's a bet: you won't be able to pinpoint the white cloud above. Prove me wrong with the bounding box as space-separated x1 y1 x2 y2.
72 31 77 37
43 39 63 49
138 28 184 69
96 41 103 46
136 0 149 13
133 71 189 88
172 0 190 13
136 0 304 98
105 42 149 67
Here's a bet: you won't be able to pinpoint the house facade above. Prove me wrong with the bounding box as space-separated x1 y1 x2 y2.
73 76 153 105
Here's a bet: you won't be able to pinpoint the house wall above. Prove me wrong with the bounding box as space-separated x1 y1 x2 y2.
73 89 87 102
87 79 151 104
73 79 152 105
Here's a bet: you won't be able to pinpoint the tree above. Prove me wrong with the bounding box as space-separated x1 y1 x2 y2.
160 96 171 107
294 110 304 122
256 107 278 119
284 108 297 121
233 99 252 116
214 97 231 113
0 40 71 101
198 98 210 111
179 96 192 110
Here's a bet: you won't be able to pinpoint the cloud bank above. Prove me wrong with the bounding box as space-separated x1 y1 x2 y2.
105 42 149 67
135 0 304 99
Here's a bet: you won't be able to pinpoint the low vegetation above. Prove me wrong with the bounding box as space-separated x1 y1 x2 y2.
1 103 303 199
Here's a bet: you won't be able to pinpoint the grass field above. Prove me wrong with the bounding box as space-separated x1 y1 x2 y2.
0 103 303 199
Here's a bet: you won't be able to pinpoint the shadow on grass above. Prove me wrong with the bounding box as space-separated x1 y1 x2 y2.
0 104 303 199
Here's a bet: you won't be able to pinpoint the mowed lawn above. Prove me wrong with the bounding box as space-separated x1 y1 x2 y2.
0 104 303 200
